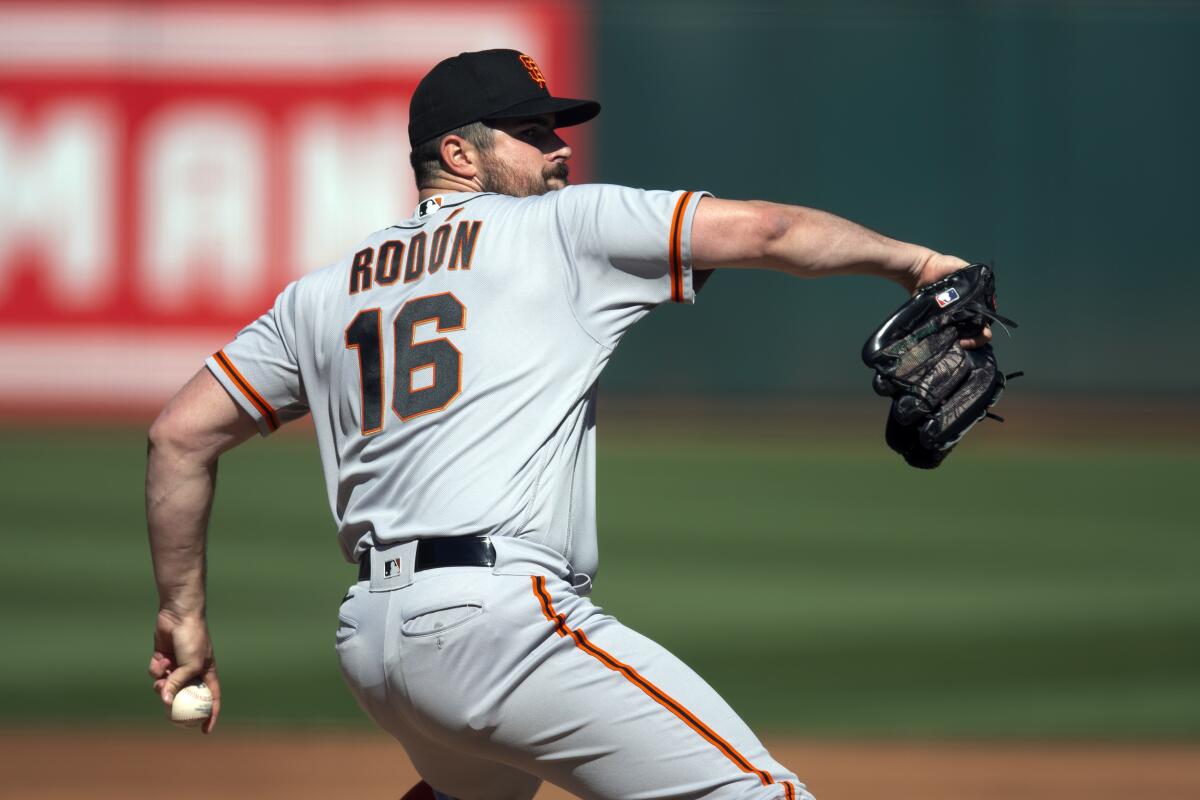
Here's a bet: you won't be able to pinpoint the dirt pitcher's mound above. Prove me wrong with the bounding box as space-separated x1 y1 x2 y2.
2 729 1197 800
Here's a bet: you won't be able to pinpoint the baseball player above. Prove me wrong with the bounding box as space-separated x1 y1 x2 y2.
146 49 986 799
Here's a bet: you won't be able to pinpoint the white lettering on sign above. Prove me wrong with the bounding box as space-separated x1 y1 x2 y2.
0 1 573 412
0 101 115 308
139 105 267 309
291 104 417 277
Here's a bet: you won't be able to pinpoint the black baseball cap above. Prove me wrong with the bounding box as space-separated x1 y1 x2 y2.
408 49 600 148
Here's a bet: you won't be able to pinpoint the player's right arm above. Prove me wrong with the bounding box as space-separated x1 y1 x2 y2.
145 367 259 734
689 197 987 345
690 197 961 290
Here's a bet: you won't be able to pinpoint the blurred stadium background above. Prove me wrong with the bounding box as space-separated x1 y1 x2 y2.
1 1 1197 798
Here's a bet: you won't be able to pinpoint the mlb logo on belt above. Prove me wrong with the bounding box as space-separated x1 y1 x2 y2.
935 288 960 308
383 558 402 578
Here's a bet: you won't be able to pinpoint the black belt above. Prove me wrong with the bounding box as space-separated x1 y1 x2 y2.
358 536 496 581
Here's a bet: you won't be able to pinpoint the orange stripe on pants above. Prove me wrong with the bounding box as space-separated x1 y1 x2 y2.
531 576 779 788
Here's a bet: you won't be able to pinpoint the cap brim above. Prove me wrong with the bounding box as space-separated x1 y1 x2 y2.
483 95 601 129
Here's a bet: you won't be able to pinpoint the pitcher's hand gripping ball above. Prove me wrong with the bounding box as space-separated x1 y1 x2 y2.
862 264 1019 469
168 680 213 727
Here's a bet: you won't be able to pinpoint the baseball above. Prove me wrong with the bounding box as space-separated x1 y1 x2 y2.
168 680 213 727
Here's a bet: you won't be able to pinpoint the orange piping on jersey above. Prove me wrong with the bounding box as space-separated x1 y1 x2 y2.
668 191 694 303
444 208 464 222
784 780 796 800
213 350 279 431
530 576 774 787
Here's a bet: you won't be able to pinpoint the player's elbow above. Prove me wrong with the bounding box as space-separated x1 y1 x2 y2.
755 202 800 261
722 201 803 270
147 403 223 467
147 407 200 463
693 199 794 269
148 368 258 464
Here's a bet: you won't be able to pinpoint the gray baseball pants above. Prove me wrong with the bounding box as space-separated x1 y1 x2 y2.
336 537 812 800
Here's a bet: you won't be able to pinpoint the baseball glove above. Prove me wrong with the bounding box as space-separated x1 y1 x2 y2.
862 263 1018 469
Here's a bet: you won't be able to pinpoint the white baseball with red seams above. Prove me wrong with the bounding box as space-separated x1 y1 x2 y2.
168 681 213 727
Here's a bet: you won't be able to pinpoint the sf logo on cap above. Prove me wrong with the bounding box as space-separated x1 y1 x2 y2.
519 54 546 88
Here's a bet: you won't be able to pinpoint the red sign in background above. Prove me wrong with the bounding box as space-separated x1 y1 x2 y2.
0 1 591 414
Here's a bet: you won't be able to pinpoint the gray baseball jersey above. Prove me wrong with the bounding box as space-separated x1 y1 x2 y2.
206 183 812 800
206 185 705 579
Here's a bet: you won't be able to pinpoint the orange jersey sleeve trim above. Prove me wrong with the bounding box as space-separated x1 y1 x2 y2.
213 350 280 431
531 576 776 787
668 190 695 303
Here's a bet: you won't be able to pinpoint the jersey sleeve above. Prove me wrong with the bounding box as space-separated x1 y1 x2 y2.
554 184 709 347
205 280 310 436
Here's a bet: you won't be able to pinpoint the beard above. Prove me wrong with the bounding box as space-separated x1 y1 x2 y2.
479 156 569 197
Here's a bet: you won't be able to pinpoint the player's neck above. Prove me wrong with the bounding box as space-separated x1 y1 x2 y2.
419 174 482 201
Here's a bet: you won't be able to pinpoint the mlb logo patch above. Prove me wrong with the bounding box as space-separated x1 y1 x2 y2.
418 196 444 218
935 288 960 308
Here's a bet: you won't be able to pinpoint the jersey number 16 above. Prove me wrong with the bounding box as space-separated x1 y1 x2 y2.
344 292 466 434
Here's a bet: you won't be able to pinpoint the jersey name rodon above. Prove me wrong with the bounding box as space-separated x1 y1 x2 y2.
349 217 484 294
205 186 708 572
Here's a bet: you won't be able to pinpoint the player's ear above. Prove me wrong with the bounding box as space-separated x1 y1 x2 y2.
439 134 480 180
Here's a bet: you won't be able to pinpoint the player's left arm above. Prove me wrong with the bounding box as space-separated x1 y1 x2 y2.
690 197 989 346
145 367 259 733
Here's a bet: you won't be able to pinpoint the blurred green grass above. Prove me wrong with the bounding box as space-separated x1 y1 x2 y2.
1 421 1197 738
